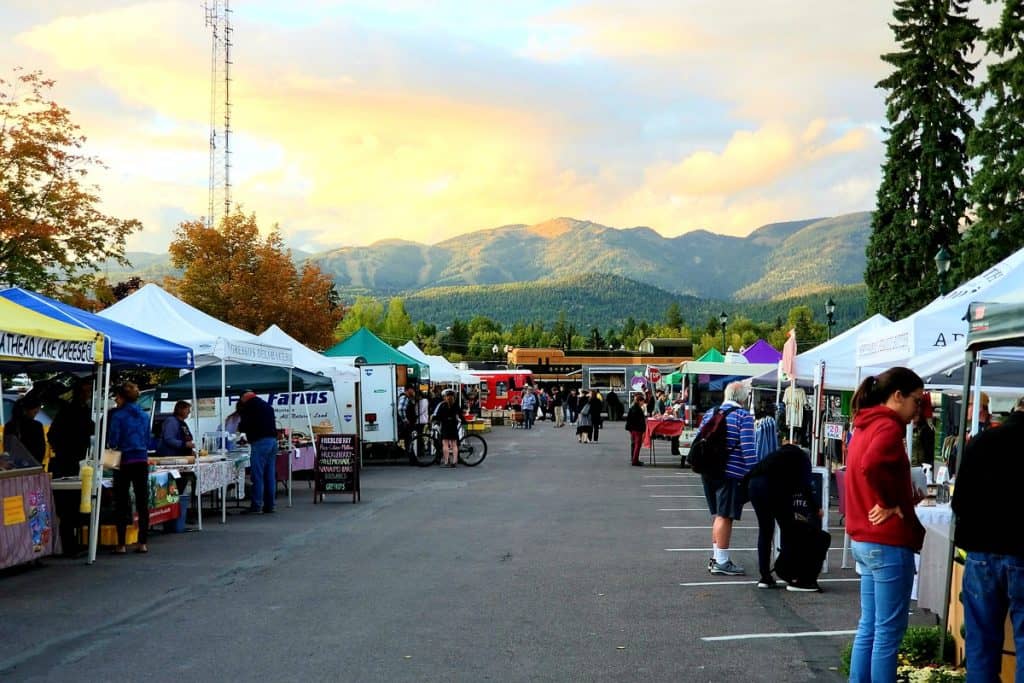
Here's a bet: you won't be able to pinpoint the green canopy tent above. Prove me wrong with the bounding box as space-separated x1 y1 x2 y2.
158 364 334 398
324 327 428 381
696 348 725 363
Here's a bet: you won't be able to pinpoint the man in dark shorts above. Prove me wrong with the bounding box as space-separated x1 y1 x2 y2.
698 381 757 576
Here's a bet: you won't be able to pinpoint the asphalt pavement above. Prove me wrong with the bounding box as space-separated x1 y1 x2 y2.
0 420 868 682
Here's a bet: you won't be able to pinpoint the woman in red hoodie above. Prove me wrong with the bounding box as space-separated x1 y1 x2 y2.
845 367 926 683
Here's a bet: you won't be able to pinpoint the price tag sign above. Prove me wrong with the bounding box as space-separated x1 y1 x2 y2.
824 422 844 440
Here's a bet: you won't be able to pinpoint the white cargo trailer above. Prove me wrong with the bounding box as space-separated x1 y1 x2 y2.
358 364 397 443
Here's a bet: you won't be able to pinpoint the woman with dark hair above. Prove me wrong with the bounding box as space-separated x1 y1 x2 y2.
107 382 152 554
157 400 195 456
845 367 926 683
3 395 46 464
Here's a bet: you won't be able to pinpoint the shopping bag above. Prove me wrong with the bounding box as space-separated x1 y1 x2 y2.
101 448 122 470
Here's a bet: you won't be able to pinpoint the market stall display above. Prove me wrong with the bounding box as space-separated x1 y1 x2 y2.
0 297 105 567
642 417 685 464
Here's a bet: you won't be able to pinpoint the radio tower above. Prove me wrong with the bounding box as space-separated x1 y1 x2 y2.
204 0 232 229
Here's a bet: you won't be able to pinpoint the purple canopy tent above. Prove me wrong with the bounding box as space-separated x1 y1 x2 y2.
742 339 782 364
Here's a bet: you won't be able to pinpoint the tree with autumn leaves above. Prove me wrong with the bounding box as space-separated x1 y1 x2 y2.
168 211 344 350
0 68 140 294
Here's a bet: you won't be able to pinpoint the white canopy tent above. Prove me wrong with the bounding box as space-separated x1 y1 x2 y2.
752 313 893 391
256 324 359 443
99 284 305 506
397 342 467 384
679 359 779 378
856 245 1024 370
257 324 358 382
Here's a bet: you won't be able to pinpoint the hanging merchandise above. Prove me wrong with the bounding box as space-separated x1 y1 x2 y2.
783 385 806 428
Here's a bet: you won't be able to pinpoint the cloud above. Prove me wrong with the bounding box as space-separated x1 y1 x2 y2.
6 0 904 252
644 121 871 197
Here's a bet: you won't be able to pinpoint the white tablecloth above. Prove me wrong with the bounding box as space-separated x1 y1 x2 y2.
915 504 953 615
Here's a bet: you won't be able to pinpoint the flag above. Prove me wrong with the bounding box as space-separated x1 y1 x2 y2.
781 328 797 380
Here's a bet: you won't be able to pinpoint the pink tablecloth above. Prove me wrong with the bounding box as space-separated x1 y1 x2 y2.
643 418 685 448
275 445 315 481
0 471 60 569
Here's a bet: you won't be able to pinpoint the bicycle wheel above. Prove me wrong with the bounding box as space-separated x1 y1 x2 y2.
458 434 487 466
414 436 439 467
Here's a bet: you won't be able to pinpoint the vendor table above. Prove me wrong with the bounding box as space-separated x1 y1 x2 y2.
276 444 315 507
152 458 239 530
0 471 60 569
643 418 685 464
914 503 953 615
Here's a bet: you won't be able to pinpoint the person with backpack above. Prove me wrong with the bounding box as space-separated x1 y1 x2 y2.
744 440 826 591
625 393 647 466
692 381 757 576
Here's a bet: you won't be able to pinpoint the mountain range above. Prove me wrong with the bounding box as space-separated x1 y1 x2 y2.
105 211 872 327
315 212 871 301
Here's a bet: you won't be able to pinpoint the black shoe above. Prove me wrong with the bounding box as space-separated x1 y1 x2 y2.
786 580 821 592
756 577 778 589
631 461 644 467
263 508 275 514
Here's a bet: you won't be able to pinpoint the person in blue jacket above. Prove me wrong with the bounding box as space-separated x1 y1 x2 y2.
107 382 152 554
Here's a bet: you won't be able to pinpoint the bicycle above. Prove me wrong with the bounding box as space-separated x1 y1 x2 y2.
414 424 488 467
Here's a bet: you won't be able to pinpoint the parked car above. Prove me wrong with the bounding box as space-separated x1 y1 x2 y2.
8 374 33 394
2 393 54 427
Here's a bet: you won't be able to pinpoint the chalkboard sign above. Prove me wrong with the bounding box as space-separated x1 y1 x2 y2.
314 434 360 503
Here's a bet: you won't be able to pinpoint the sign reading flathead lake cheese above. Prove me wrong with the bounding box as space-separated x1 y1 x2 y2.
0 332 97 364
314 434 360 503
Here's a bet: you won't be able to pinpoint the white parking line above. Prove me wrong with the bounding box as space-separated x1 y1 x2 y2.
702 630 856 642
657 508 709 511
643 475 696 478
666 547 847 553
659 528 757 532
679 578 860 587
649 495 706 498
642 484 704 487
666 547 757 552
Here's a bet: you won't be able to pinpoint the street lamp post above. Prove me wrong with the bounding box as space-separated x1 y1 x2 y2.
719 311 728 352
825 296 836 341
491 343 499 361
935 246 952 295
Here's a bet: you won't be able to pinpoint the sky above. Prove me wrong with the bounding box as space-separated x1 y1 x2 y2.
1 1 1002 253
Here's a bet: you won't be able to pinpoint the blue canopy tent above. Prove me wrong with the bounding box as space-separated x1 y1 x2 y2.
0 287 195 564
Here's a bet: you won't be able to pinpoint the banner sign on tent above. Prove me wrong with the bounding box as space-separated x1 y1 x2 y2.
215 339 293 367
856 324 914 367
0 332 99 364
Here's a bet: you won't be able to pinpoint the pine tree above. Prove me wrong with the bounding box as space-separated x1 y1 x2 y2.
865 0 979 318
957 0 1024 281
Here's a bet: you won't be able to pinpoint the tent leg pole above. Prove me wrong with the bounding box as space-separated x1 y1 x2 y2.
939 351 975 661
288 369 293 508
89 363 112 565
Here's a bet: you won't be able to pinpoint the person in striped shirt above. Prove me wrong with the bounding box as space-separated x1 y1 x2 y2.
698 381 758 576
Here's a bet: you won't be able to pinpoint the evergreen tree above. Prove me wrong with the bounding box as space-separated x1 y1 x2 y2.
958 0 1024 281
865 0 979 318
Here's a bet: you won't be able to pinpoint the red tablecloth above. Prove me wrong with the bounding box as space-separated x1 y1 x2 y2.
643 418 685 448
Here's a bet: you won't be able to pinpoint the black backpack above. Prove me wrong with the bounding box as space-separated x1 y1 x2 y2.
686 406 737 474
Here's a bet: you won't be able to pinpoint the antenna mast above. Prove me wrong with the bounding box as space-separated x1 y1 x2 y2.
204 0 233 229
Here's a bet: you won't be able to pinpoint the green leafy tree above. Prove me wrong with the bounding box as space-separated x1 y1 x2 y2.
0 68 141 293
442 318 470 354
468 315 502 337
336 296 385 339
664 302 684 330
865 0 979 318
550 310 571 349
958 1 1024 281
381 297 415 346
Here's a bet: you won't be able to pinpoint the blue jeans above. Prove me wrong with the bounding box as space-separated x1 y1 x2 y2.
849 540 916 683
962 551 1024 683
249 437 277 512
523 409 535 429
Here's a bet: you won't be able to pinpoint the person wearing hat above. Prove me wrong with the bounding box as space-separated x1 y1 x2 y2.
432 389 464 467
238 391 278 514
